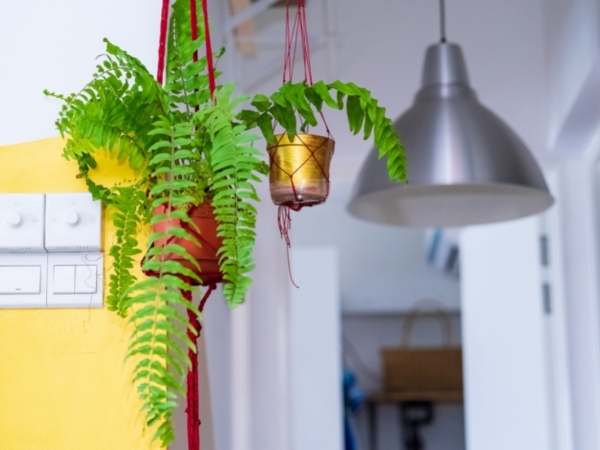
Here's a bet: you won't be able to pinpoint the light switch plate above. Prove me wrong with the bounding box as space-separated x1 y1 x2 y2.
0 193 105 309
47 252 103 308
0 254 47 307
0 194 45 252
45 193 101 252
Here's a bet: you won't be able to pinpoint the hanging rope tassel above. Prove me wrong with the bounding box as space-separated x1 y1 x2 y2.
277 205 292 248
277 206 300 288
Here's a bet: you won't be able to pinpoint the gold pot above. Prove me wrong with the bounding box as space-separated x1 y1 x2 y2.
267 133 335 209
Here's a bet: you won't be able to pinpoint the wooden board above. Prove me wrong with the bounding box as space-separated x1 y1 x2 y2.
368 389 463 404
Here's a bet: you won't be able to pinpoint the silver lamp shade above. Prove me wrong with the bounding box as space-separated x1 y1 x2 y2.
348 42 554 227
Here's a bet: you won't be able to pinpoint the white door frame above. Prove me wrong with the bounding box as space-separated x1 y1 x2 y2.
553 129 600 450
541 170 574 450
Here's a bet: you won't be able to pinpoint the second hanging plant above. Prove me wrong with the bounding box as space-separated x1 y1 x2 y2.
240 0 407 231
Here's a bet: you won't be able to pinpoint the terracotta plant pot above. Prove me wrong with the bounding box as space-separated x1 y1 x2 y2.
267 133 335 210
144 202 223 286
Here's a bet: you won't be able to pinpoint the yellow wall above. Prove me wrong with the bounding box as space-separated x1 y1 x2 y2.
0 138 158 450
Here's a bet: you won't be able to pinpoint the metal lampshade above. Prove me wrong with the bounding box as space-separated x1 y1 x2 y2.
348 42 554 227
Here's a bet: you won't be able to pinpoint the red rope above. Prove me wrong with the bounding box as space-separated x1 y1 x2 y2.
190 0 199 62
185 290 201 450
277 0 334 286
201 0 216 98
282 0 312 84
154 2 219 448
281 0 331 135
154 3 218 449
186 285 216 450
282 1 290 83
277 206 299 288
156 0 171 84
185 4 217 448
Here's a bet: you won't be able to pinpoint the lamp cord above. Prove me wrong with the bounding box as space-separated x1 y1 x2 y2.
439 0 447 43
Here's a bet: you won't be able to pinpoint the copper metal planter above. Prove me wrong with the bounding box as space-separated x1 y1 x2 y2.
267 133 335 210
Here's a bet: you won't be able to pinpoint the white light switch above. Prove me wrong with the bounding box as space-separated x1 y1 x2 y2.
47 253 103 308
45 193 101 252
0 194 45 252
0 254 47 307
0 265 41 294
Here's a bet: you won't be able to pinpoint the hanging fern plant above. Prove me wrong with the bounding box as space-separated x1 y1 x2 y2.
46 0 266 445
45 0 407 447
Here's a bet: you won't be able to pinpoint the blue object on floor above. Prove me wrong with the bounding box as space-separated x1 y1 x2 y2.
343 370 365 450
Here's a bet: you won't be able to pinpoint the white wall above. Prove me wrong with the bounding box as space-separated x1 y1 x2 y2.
0 0 161 145
247 185 293 450
293 185 461 313
289 248 342 450
543 2 600 449
542 171 576 450
554 155 600 450
203 293 235 450
461 218 551 450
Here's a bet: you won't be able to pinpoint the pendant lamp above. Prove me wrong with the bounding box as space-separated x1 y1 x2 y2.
348 0 553 227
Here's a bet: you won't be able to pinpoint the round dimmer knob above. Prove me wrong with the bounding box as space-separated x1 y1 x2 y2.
6 211 23 228
65 211 81 226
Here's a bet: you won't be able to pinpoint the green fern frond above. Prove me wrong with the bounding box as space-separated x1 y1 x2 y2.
126 275 198 447
127 114 205 443
107 187 145 317
329 81 407 183
241 80 408 183
166 0 211 113
196 85 264 306
45 39 165 183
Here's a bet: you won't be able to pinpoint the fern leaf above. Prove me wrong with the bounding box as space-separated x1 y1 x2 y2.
107 186 144 316
242 81 408 184
196 85 265 306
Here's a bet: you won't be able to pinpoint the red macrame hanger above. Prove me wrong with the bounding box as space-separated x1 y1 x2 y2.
156 0 170 85
282 0 331 134
277 0 332 285
185 283 215 450
155 1 217 449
